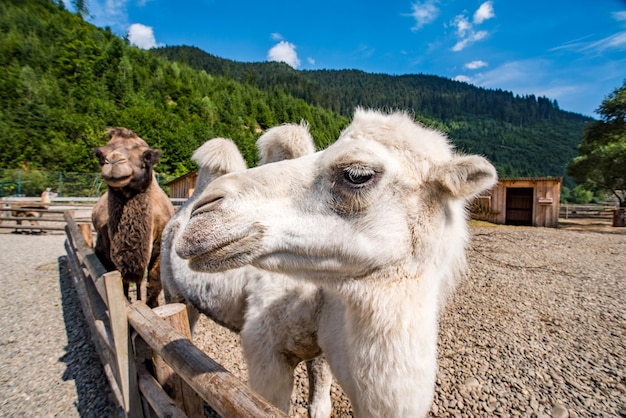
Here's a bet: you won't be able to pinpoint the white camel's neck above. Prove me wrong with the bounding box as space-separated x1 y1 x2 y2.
336 270 441 418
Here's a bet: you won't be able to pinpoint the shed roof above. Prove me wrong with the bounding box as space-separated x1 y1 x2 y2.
498 177 562 183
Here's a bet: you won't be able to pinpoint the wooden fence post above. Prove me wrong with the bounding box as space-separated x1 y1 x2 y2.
127 301 288 417
104 271 143 418
152 304 204 417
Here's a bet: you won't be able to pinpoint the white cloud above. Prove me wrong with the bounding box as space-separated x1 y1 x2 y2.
464 60 539 88
465 60 488 70
307 57 316 65
613 11 626 21
271 33 283 41
455 59 575 101
552 11 626 55
453 15 472 37
128 23 160 49
452 30 487 51
553 30 626 54
408 0 440 31
454 75 472 83
450 3 493 52
267 41 301 68
473 1 495 24
581 31 626 53
453 59 614 116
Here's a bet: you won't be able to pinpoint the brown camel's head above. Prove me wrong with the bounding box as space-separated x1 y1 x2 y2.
95 128 160 191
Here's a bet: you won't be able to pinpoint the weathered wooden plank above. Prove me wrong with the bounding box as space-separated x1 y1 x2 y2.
105 271 143 418
0 216 65 222
137 369 188 418
152 304 203 417
65 213 108 302
127 301 288 418
64 239 124 410
0 224 66 231
4 207 69 214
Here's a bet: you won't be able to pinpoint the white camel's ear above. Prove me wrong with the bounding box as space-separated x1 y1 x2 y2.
433 155 498 200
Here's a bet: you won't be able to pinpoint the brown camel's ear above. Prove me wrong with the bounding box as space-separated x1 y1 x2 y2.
142 149 161 166
433 155 497 200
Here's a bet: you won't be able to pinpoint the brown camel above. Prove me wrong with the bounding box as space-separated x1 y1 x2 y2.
92 128 175 307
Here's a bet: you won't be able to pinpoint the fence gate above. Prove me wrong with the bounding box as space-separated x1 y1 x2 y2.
505 187 534 226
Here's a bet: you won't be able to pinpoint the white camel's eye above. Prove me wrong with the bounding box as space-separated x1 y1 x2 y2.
343 166 375 186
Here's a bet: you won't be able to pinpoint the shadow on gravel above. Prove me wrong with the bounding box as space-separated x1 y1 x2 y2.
57 255 121 417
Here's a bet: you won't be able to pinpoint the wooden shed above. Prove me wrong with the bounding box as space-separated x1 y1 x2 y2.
471 177 562 228
166 171 198 199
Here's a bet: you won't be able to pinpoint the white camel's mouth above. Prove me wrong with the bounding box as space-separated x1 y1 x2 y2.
185 234 263 272
176 214 266 272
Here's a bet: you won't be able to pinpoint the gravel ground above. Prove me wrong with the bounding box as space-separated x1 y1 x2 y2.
0 229 119 417
0 221 624 417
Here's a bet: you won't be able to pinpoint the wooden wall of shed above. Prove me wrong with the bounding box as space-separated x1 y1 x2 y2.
485 178 561 228
168 173 197 200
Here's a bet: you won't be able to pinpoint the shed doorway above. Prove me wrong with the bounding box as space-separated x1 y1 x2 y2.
505 187 533 226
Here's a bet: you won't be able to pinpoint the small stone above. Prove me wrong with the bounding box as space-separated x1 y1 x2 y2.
463 377 481 390
530 398 539 410
552 403 569 418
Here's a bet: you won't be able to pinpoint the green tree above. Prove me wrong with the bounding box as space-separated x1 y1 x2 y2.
72 0 88 18
567 81 626 207
560 185 593 204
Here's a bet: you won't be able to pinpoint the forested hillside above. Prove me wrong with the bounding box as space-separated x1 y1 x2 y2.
0 0 347 177
155 46 594 180
1 0 592 184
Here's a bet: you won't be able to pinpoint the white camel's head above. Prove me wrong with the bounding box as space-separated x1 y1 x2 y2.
176 109 497 292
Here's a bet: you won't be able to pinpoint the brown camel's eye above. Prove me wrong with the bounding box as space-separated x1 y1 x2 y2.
94 149 106 165
343 166 375 186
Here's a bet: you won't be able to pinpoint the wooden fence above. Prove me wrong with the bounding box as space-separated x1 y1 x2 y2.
63 211 287 418
559 203 617 220
1 198 185 234
0 201 92 233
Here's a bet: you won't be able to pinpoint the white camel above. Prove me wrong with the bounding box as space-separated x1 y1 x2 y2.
160 123 333 417
175 108 498 417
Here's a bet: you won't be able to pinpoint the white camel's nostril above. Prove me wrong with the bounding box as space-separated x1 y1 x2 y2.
191 194 224 216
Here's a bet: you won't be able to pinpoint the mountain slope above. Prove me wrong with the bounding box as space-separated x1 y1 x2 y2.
0 0 347 176
155 45 592 181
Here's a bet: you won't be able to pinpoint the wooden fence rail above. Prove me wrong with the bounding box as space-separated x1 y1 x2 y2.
63 211 287 418
1 204 90 232
559 203 617 219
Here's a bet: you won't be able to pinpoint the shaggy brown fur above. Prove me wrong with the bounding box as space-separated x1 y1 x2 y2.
92 128 175 307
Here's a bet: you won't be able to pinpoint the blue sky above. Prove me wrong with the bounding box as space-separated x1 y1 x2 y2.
67 0 626 117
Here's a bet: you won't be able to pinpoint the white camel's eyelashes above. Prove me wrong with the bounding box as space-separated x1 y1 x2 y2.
342 165 376 186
